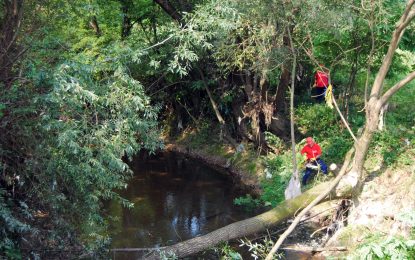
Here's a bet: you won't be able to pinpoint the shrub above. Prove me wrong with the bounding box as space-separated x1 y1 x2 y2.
234 195 262 212
296 104 353 163
260 153 295 207
296 104 339 138
349 210 415 260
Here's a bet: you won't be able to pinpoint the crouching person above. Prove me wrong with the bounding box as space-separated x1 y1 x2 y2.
301 137 328 185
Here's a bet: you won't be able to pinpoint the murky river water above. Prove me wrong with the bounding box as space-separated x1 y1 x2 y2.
105 152 254 252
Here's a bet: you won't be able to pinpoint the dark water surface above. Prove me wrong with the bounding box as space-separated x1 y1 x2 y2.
106 153 254 251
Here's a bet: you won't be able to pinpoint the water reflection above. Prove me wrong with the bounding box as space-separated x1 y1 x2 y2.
106 153 253 249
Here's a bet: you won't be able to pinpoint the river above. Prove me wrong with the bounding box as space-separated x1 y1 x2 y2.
106 152 256 258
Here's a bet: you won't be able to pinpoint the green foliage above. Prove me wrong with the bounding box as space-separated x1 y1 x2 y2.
397 210 415 230
159 250 178 260
368 77 415 167
233 195 261 212
179 120 215 148
388 49 415 77
1 40 161 256
264 131 285 152
260 133 311 207
260 153 293 207
296 104 354 163
0 103 5 118
324 134 354 163
239 237 283 260
37 59 161 247
260 128 345 206
349 210 415 260
349 234 415 260
386 75 415 126
372 128 414 167
166 0 242 76
296 104 339 137
0 81 43 257
214 242 242 260
0 189 32 259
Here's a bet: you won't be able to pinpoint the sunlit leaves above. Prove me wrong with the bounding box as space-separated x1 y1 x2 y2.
26 54 162 250
167 0 242 76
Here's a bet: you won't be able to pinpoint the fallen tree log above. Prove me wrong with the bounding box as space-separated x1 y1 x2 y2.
139 179 352 259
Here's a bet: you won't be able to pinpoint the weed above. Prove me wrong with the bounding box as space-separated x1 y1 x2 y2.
234 195 261 212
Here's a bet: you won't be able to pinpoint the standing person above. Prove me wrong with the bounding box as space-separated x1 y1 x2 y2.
313 65 329 102
301 137 328 185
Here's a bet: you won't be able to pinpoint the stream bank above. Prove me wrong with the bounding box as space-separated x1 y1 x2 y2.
165 143 262 196
319 161 415 259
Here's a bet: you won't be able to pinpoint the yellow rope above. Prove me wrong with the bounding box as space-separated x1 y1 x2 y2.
325 84 334 109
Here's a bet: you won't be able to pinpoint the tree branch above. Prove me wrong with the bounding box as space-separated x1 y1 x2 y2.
370 0 415 97
381 70 415 105
197 67 225 125
399 0 415 28
153 0 182 22
401 9 415 29
364 1 376 110
288 27 298 180
265 148 355 260
140 34 174 52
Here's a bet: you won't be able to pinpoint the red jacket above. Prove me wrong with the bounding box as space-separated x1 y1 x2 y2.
315 71 328 88
301 144 322 160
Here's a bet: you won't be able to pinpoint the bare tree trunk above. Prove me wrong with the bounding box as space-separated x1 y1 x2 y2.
197 67 225 125
288 27 297 179
89 15 101 36
231 94 254 141
364 0 376 109
274 9 296 114
343 13 362 120
153 0 182 22
274 67 289 113
0 0 24 87
344 57 358 121
150 9 158 44
242 70 254 102
120 0 133 39
377 103 388 131
240 70 266 148
285 26 301 200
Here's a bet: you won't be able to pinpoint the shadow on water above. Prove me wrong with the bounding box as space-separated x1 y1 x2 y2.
105 152 257 258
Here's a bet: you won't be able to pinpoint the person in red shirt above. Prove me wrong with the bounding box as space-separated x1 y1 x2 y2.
313 66 329 102
301 137 328 185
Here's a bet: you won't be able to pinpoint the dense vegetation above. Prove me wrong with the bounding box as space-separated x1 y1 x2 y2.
1 0 414 258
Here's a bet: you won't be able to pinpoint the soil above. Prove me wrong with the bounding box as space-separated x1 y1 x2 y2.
321 162 415 258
